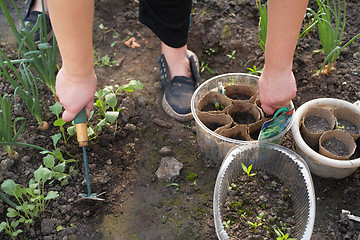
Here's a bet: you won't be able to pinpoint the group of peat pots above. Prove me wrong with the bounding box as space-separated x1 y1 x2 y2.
190 73 360 239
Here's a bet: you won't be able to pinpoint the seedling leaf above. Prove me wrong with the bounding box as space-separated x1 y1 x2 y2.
105 111 119 124
43 154 55 169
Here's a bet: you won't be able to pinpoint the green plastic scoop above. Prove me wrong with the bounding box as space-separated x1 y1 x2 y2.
74 108 105 201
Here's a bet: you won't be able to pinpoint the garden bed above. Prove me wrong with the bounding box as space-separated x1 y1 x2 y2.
1 0 360 239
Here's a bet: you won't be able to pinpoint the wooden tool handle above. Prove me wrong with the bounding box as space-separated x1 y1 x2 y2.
74 108 88 147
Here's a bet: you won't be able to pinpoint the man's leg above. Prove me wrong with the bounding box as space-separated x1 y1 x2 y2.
139 0 201 121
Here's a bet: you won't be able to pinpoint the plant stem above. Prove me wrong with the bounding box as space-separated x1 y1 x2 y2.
0 191 18 209
0 142 49 152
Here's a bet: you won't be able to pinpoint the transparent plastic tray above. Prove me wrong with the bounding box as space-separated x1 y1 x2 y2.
213 143 315 240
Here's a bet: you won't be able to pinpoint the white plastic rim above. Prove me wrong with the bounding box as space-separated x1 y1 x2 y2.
191 73 295 144
291 98 360 168
213 143 316 240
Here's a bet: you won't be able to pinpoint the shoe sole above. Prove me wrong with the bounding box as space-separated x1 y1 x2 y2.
161 50 200 122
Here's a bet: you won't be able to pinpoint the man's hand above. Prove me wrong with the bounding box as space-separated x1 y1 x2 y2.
258 68 296 115
56 67 97 122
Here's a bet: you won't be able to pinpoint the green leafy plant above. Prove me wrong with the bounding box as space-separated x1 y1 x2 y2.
0 220 22 240
90 80 143 139
186 172 198 182
94 50 117 67
247 220 263 232
299 10 317 38
222 219 231 229
226 50 236 60
257 0 268 52
200 61 214 74
49 102 73 146
247 65 263 76
0 93 26 159
241 162 256 184
205 48 216 56
0 0 58 99
0 58 47 130
274 227 296 240
308 0 360 74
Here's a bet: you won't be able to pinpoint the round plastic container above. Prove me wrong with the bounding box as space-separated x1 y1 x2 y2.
291 98 360 179
213 143 316 240
191 73 295 165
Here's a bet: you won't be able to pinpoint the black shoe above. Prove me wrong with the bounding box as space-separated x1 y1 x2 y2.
20 0 52 43
159 50 201 121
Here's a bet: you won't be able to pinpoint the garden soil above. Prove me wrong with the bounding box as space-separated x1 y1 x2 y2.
1 0 360 239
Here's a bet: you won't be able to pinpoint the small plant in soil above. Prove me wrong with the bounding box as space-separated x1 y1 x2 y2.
256 0 268 52
200 61 214 74
337 119 359 135
247 65 263 76
0 0 58 98
222 166 296 239
241 162 256 184
226 50 236 60
321 137 349 157
308 0 360 74
0 93 26 160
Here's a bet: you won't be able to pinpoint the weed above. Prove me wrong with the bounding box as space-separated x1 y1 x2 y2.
274 227 296 240
226 50 236 60
222 219 231 229
94 50 117 67
186 172 198 182
205 48 216 56
247 65 263 76
200 61 214 74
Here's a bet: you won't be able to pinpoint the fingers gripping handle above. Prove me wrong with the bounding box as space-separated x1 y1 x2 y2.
74 108 88 147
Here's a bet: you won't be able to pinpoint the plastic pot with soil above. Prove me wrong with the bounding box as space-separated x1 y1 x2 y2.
191 73 294 165
213 143 315 240
291 98 360 179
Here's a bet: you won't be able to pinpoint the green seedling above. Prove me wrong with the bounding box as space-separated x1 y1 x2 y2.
308 0 360 74
247 65 263 76
222 219 231 229
0 93 26 159
228 183 237 191
165 183 179 188
90 80 143 139
0 220 22 240
247 220 263 232
213 99 224 111
0 0 58 99
274 227 296 240
94 50 117 67
98 23 120 47
49 102 71 146
200 61 214 74
226 50 236 60
241 162 256 184
205 48 216 56
257 0 268 52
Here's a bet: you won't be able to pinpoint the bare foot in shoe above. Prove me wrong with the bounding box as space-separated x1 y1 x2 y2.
161 42 192 80
30 0 48 14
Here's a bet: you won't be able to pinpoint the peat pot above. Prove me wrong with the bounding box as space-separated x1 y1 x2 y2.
213 143 316 240
191 73 294 165
292 98 360 179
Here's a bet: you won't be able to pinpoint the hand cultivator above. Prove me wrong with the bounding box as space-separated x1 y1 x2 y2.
74 109 105 201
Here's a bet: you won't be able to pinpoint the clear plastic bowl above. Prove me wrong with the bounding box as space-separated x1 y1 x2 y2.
191 73 295 165
213 143 316 240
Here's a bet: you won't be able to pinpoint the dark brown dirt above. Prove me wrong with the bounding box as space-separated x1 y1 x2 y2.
304 115 333 133
321 137 350 157
222 170 295 239
1 0 360 239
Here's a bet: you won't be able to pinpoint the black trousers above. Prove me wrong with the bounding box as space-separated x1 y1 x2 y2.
139 0 192 48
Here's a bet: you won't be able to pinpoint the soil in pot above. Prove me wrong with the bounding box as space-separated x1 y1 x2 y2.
231 111 256 125
337 118 360 135
221 168 296 239
304 115 333 133
321 137 350 157
197 91 231 114
224 84 257 103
